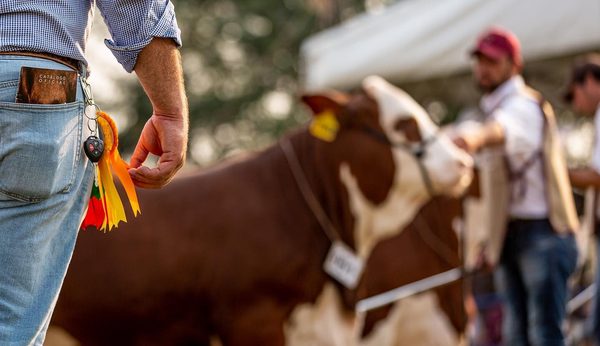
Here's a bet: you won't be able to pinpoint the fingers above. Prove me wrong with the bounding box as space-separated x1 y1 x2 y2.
452 137 470 151
128 114 187 189
129 152 184 189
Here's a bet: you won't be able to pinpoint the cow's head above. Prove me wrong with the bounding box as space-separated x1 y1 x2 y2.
301 75 473 257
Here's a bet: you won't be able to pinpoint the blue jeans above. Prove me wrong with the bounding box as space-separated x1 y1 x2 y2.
589 233 600 344
0 56 94 345
495 219 578 346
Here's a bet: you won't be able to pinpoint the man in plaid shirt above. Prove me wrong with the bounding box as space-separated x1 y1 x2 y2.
0 1 188 344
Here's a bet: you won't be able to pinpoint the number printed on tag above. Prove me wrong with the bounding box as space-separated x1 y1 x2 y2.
323 241 365 289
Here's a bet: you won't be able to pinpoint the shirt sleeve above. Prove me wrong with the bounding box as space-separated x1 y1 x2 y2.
96 0 182 73
490 97 544 166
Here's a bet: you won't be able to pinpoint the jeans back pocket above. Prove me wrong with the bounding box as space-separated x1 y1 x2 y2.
0 100 83 202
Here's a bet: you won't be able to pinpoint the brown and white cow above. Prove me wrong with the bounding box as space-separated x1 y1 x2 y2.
49 76 473 345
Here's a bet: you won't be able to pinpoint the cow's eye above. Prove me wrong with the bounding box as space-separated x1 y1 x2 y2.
393 117 421 142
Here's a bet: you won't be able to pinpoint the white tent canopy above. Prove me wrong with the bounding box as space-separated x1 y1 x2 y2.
300 0 600 91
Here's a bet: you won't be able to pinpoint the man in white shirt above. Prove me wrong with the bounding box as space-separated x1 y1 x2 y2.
453 28 578 346
565 54 600 345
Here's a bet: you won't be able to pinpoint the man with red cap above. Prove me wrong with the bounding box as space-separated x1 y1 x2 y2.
453 27 579 345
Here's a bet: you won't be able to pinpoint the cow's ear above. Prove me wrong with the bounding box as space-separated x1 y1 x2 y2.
301 92 348 116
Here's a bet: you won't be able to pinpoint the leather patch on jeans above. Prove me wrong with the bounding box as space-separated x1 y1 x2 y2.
15 66 77 104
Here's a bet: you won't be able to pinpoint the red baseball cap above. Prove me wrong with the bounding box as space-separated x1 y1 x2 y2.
471 27 522 68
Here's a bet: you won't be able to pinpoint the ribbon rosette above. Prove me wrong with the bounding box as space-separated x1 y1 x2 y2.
80 111 140 231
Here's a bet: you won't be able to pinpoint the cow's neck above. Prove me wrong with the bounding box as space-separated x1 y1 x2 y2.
282 130 431 326
286 131 357 250
340 150 430 259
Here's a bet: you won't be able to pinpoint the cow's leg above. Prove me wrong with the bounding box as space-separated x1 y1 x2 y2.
285 283 359 346
361 306 393 338
218 299 287 346
359 293 458 346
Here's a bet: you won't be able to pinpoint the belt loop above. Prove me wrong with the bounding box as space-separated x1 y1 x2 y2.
78 61 89 79
78 62 95 107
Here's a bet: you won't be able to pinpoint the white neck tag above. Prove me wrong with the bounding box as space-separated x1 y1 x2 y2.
323 241 365 289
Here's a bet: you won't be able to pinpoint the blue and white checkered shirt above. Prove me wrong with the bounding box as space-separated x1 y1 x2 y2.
0 0 182 72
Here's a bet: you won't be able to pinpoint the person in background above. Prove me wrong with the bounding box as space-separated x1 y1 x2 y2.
452 27 579 346
0 1 188 344
564 54 600 345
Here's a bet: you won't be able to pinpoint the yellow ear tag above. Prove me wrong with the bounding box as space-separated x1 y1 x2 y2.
309 110 339 142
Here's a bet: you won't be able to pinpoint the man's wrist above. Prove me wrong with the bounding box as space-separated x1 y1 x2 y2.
152 107 187 119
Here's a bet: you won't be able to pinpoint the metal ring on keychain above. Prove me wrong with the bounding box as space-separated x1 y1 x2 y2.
84 104 100 135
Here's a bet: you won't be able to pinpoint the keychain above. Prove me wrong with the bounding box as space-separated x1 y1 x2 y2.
81 72 104 163
79 69 140 232
83 134 104 163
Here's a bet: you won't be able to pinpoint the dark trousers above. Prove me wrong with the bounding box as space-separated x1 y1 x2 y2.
495 219 578 346
589 231 600 344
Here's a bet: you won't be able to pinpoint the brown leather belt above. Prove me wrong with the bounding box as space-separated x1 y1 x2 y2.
0 51 80 72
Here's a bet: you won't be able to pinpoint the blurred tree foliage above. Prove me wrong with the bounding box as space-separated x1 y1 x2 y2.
118 0 365 166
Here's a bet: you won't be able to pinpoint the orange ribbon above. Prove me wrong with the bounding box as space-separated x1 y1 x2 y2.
95 111 141 231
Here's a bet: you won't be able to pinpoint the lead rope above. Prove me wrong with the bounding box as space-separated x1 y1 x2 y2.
358 124 437 196
416 157 435 197
413 212 459 268
279 137 339 243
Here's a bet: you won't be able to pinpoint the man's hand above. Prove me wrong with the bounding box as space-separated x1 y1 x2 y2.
452 135 482 154
569 167 600 189
451 120 504 154
129 114 187 188
131 37 188 189
452 136 475 153
474 248 494 273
